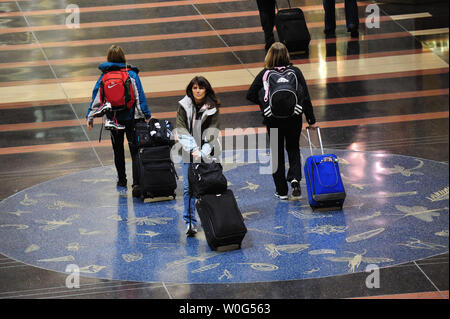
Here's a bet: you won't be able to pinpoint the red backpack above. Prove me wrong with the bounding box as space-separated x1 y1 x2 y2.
99 68 136 111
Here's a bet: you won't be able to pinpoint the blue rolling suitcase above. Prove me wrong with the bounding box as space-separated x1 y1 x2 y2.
304 127 346 210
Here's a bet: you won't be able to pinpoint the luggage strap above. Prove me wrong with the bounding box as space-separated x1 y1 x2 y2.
98 121 103 143
312 159 339 188
98 111 119 143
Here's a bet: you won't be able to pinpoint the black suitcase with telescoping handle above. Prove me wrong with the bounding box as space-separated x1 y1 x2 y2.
137 145 177 201
275 0 311 52
188 159 247 251
195 189 247 251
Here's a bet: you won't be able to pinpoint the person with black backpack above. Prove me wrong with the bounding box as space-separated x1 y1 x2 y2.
86 45 151 195
246 42 317 200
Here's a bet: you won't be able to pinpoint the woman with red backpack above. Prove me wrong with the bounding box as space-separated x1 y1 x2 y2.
86 45 151 196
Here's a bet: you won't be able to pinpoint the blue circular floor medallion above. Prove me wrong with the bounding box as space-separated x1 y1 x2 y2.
0 149 448 284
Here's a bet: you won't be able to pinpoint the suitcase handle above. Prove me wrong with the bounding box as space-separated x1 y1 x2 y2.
306 126 324 156
275 0 292 11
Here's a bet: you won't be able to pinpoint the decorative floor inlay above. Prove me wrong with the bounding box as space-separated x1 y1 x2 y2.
0 149 448 284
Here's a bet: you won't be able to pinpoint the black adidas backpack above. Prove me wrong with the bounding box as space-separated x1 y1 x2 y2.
260 66 304 118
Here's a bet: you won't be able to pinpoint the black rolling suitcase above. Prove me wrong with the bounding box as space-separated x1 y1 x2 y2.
195 189 247 251
275 0 311 52
137 145 177 201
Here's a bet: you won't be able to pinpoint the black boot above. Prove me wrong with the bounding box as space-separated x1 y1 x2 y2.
347 24 359 38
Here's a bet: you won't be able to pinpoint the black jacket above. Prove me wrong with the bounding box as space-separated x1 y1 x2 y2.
246 64 316 127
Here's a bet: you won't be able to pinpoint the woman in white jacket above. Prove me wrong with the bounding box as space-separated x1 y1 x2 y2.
174 76 221 236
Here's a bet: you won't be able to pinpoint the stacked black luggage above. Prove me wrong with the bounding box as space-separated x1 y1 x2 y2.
275 0 311 52
135 118 177 202
188 161 247 251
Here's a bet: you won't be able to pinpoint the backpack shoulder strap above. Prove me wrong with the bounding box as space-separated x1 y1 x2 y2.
262 69 272 103
262 66 287 103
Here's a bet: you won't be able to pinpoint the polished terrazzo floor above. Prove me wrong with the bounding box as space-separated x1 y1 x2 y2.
1 149 448 285
0 0 448 300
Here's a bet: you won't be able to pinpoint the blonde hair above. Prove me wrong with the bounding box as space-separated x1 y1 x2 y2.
107 45 126 63
264 42 290 68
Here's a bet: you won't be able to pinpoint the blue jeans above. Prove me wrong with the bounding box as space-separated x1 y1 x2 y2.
182 162 197 226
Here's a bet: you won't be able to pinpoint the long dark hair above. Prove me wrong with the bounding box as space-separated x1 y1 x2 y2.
186 76 221 108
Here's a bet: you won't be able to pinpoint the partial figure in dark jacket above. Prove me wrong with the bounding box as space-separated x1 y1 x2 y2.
86 45 151 196
256 0 276 51
174 76 221 237
323 0 359 37
247 42 317 200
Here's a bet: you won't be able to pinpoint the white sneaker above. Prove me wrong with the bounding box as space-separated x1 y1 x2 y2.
104 118 125 130
90 102 112 117
185 223 198 236
274 192 288 200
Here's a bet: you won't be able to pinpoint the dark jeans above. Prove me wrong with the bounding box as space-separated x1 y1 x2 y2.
323 0 359 31
256 0 276 50
110 119 138 186
267 119 302 196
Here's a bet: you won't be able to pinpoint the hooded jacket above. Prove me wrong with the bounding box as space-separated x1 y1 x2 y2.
86 62 151 122
175 95 220 158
